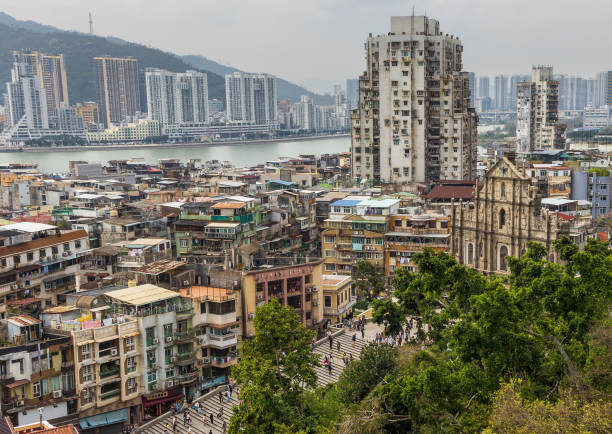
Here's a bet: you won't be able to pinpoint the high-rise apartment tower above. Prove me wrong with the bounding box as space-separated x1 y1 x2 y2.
350 16 477 185
225 72 277 125
12 50 69 116
516 66 566 153
94 56 140 127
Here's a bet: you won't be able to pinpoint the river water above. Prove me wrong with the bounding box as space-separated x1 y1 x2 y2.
0 136 350 173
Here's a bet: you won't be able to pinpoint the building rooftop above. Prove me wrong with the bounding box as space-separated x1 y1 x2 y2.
321 274 352 287
106 284 180 306
135 259 184 275
6 314 41 327
0 230 87 257
542 198 577 206
179 286 236 301
124 238 168 247
0 222 55 233
211 201 245 209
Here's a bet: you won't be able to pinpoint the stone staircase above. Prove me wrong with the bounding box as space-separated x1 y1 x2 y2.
138 326 374 433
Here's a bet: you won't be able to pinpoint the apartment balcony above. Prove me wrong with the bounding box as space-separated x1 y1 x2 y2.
208 332 238 349
206 312 237 327
323 298 357 318
175 350 197 363
175 304 195 319
146 336 159 347
173 328 197 342
99 387 121 403
211 355 237 368
177 371 200 385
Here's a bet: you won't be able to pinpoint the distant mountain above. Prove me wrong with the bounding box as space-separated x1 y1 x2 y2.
0 12 333 109
181 54 333 105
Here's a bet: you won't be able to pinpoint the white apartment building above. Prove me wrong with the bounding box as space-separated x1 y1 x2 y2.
583 105 612 128
351 16 477 185
225 72 277 125
6 62 49 129
145 68 209 125
516 66 566 153
293 95 315 130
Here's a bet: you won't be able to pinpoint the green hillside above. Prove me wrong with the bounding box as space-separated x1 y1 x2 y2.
0 22 225 107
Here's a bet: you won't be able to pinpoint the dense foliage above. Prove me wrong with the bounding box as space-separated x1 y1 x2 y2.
353 260 385 302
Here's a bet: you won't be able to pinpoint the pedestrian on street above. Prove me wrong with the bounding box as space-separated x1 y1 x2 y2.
336 340 340 352
218 390 223 403
225 390 230 403
361 327 365 339
329 335 333 351
202 413 207 426
222 420 227 433
187 413 191 426
352 333 357 347
210 412 214 425
327 361 332 375
183 411 188 426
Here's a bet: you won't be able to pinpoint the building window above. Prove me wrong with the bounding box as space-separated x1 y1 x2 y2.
325 263 336 272
125 336 135 352
324 250 335 258
32 382 41 397
13 255 20 265
63 243 70 252
324 235 336 243
165 368 174 379
81 344 91 358
324 296 332 308
501 182 506 198
26 252 34 261
180 239 188 248
499 245 509 271
75 240 81 249
39 249 46 258
82 365 93 383
499 209 506 228
147 372 157 384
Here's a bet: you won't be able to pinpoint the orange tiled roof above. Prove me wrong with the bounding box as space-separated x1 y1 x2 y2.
0 230 87 257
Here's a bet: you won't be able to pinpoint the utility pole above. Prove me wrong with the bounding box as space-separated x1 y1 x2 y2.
89 12 94 35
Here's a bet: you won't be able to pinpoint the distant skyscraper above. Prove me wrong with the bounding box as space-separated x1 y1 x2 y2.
12 50 69 118
478 76 490 98
346 78 359 109
558 75 587 111
225 72 277 125
145 68 209 125
351 16 477 184
509 75 528 110
6 62 49 129
57 102 84 131
467 72 476 107
293 95 315 130
516 66 565 153
94 56 140 127
607 71 612 106
494 75 508 110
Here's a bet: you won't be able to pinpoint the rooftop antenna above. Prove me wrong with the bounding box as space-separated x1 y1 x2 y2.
89 12 94 35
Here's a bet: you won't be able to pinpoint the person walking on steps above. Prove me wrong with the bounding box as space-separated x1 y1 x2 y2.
361 326 365 339
219 390 223 404
327 360 333 375
352 333 357 347
223 420 227 433
336 340 340 352
328 334 333 351
210 412 214 425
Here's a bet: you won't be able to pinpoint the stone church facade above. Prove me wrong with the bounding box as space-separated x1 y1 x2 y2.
450 157 569 273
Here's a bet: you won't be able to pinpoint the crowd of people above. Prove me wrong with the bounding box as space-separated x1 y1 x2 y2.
162 383 235 434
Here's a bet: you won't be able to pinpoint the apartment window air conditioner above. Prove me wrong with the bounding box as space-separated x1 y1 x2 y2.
151 383 159 391
248 313 255 320
312 287 318 292
152 363 158 369
11 284 18 290
166 336 173 343
166 380 173 387
183 280 189 286
202 357 210 364
17 400 24 406
110 349 118 356
152 338 159 344
52 390 62 398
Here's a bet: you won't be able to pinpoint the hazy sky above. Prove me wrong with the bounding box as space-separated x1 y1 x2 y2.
1 0 610 93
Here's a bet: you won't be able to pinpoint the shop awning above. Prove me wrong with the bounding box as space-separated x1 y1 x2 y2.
7 379 29 388
79 408 127 429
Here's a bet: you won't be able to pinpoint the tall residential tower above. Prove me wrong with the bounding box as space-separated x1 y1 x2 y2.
145 68 209 125
12 50 69 115
350 15 477 185
516 66 566 153
94 56 140 127
225 72 277 125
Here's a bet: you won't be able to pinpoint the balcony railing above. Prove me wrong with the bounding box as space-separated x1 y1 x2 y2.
323 298 357 317
100 389 120 401
176 350 197 362
99 367 120 379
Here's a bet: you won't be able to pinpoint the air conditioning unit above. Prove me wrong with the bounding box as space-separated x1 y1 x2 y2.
166 380 174 387
152 338 159 344
312 300 319 306
11 284 18 290
312 287 318 292
82 389 89 398
151 363 158 369
333 244 337 248
151 383 159 391
17 400 24 406
166 336 173 343
53 390 62 398
248 313 255 320
202 357 210 364
110 348 118 356
183 280 189 286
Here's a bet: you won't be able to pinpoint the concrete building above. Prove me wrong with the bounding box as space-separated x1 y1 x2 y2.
583 105 612 128
86 119 161 143
346 78 359 109
494 75 508 111
571 169 611 218
6 62 49 129
225 72 277 125
74 102 99 126
516 66 566 153
321 274 355 324
478 76 490 99
350 15 477 185
12 50 69 115
94 56 140 127
467 72 476 107
293 95 315 130
56 102 84 132
451 157 569 274
145 68 209 125
558 75 588 111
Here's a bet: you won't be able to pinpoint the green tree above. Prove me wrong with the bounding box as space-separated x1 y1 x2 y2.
353 260 385 302
229 299 320 433
371 299 405 336
336 344 397 404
